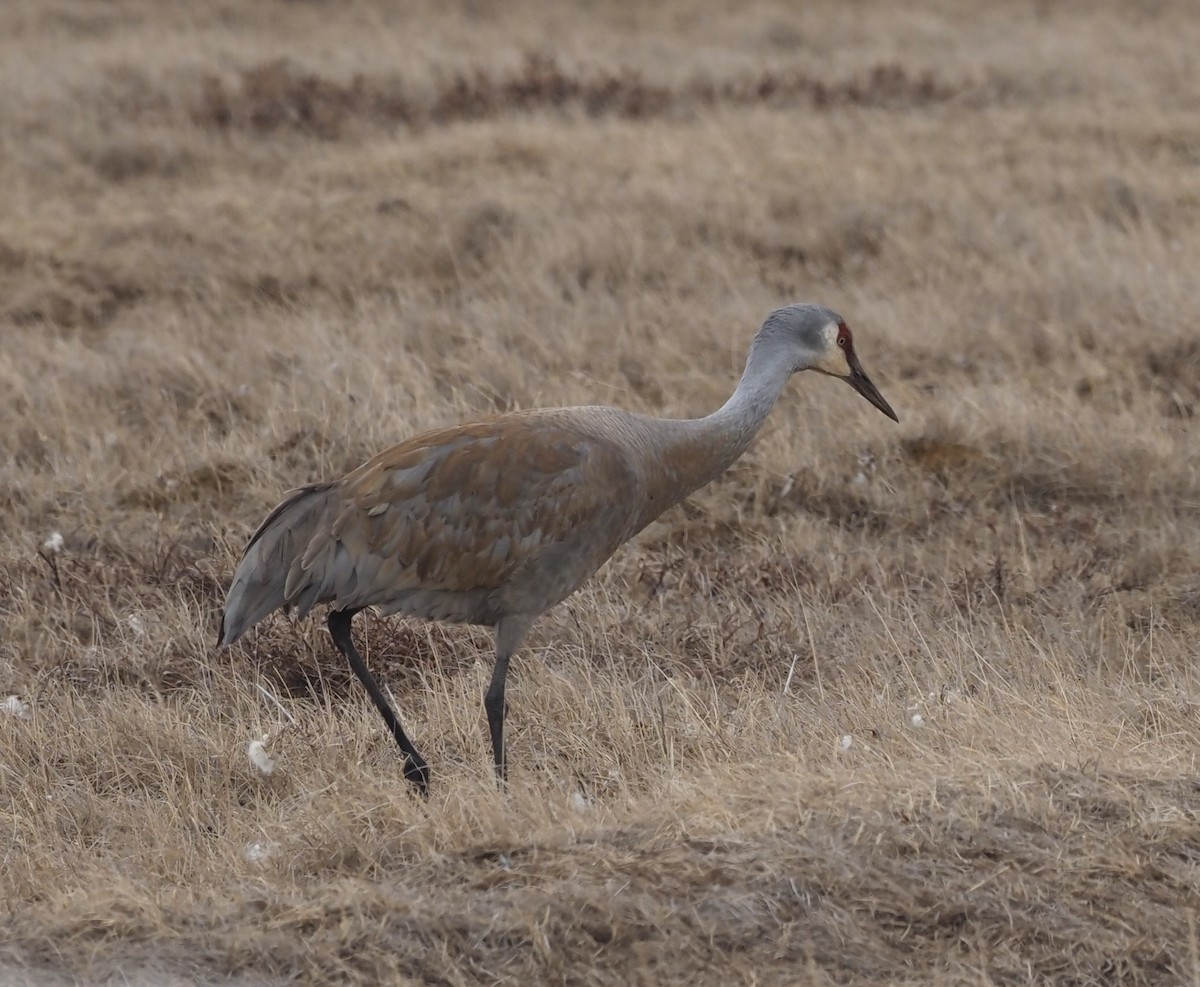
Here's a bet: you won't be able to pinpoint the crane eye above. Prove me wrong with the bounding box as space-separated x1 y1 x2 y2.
837 335 848 348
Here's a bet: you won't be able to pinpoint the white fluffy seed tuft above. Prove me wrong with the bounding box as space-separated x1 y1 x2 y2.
42 532 64 554
3 695 33 720
247 737 276 775
243 841 277 864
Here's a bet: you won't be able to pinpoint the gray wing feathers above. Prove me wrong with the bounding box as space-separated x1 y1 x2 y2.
218 416 648 645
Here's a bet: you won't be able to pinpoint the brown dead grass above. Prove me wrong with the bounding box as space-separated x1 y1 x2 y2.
186 55 956 141
2 0 1200 984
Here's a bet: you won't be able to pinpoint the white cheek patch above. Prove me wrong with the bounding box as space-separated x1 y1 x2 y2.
815 321 852 376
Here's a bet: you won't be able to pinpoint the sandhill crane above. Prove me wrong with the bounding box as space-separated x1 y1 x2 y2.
218 303 897 792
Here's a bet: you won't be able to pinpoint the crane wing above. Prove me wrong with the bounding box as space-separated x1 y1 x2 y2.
282 417 640 618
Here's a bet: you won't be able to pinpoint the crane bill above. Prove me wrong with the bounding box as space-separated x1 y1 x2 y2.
845 353 899 422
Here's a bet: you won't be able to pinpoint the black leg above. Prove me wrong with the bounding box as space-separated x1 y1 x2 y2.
484 651 511 783
484 615 533 785
327 608 429 794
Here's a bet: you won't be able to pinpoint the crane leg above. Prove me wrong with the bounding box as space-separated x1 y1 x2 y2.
484 651 511 783
327 608 430 795
484 615 533 785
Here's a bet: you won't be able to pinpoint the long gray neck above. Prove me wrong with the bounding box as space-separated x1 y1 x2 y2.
710 335 795 447
632 335 794 530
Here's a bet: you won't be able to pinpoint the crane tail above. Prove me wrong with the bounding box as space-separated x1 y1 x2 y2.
218 482 340 647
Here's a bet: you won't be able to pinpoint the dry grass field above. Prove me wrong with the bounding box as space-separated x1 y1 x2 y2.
2 0 1200 983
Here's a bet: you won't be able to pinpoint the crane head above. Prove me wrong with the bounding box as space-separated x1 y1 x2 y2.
761 304 899 422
